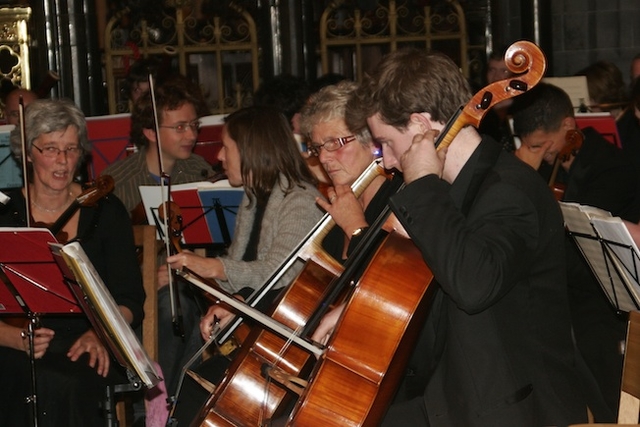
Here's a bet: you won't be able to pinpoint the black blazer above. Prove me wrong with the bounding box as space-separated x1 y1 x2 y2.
388 138 588 426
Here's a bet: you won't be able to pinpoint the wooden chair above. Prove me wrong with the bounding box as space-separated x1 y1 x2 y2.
114 225 160 426
571 310 640 426
134 224 159 362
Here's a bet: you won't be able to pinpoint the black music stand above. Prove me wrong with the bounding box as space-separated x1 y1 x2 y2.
49 241 162 426
560 202 640 313
0 228 83 427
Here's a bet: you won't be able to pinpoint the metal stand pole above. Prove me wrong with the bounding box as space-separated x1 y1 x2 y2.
24 315 40 427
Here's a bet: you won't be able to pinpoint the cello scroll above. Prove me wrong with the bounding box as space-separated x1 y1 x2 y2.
436 41 547 151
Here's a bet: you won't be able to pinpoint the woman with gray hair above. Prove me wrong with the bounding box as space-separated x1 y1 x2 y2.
0 98 144 426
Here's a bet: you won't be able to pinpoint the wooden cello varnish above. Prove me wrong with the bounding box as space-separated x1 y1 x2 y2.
193 160 387 426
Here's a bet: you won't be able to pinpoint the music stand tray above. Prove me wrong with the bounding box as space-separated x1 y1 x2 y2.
0 227 81 316
0 227 83 426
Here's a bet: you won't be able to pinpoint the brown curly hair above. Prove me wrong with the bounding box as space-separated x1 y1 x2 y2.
345 48 472 135
130 74 209 149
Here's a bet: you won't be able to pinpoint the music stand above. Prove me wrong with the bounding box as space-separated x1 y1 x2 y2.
0 228 82 427
50 241 162 426
560 202 640 313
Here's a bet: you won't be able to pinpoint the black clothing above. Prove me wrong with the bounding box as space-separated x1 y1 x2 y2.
563 127 640 223
0 190 144 427
616 107 640 175
562 127 640 420
385 137 587 426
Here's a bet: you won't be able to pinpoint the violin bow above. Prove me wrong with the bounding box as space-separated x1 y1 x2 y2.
19 96 31 227
149 73 185 339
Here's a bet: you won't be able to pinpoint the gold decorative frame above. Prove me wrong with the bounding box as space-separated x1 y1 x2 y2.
319 0 468 81
0 7 31 90
104 2 259 115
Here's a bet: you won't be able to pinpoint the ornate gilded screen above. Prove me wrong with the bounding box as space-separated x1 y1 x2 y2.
0 7 31 95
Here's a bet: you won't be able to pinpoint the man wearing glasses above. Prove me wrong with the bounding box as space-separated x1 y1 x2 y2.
102 74 216 218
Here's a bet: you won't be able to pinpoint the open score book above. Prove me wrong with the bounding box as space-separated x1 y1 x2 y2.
560 202 640 312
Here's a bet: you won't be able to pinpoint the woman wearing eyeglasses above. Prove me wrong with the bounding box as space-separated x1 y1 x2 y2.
0 98 144 426
303 80 401 263
169 81 401 425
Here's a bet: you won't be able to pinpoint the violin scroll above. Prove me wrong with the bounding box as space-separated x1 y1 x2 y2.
504 41 545 76
76 175 115 207
436 40 547 151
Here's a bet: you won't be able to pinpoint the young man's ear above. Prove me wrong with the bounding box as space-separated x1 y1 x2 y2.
142 128 157 144
409 112 433 134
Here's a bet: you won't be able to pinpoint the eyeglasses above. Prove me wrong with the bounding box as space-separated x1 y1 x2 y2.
308 135 356 157
32 143 82 158
159 120 201 134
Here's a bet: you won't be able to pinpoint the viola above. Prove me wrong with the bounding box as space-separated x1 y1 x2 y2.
30 176 115 243
548 129 583 201
194 40 547 427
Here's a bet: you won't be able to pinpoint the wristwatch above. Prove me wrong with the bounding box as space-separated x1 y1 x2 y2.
351 227 368 237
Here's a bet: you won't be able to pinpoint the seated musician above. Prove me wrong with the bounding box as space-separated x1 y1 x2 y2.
169 81 400 424
512 82 640 421
102 74 218 397
312 48 590 426
163 105 323 422
0 99 144 426
102 74 217 218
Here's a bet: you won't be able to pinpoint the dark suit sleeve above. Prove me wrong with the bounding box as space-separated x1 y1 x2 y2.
389 174 539 314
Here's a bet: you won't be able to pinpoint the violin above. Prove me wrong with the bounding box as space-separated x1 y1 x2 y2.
192 41 548 427
33 175 115 243
548 129 583 201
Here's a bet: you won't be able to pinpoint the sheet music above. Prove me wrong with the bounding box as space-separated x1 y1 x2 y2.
591 216 640 305
0 124 21 189
560 202 640 312
139 179 242 243
543 76 590 109
53 242 162 388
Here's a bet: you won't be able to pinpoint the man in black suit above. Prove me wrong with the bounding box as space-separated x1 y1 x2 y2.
512 82 640 421
342 48 589 426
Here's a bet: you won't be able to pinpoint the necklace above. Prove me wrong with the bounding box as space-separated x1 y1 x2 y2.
31 192 73 213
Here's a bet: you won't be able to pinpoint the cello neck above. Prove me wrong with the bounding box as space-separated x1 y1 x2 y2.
298 158 386 274
212 158 387 346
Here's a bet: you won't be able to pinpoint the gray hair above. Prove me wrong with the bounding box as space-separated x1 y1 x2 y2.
10 98 90 159
299 80 372 146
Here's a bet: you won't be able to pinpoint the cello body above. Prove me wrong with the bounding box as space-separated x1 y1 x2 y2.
286 231 434 426
194 260 338 426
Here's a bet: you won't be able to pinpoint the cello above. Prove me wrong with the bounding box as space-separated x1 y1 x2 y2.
191 40 547 426
285 40 548 427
